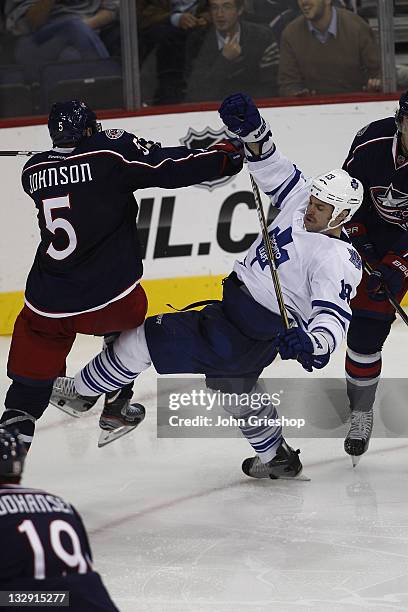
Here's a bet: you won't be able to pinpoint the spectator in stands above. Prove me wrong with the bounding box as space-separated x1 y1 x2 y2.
243 0 300 43
186 0 279 102
138 0 171 64
137 1 171 105
5 0 119 81
138 0 210 105
278 0 380 97
149 0 210 104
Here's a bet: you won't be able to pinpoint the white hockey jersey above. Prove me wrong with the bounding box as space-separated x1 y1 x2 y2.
234 145 363 353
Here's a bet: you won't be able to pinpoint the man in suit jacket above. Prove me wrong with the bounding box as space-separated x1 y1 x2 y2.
186 0 279 102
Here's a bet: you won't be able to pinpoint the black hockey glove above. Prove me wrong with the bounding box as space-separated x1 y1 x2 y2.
366 252 408 301
345 222 377 264
208 137 244 176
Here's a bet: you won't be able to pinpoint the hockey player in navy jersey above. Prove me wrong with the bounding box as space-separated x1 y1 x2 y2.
0 429 119 611
342 91 408 463
50 93 364 479
1 100 244 450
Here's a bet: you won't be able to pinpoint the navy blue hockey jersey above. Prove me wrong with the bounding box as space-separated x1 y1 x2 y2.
0 484 118 611
22 130 229 316
343 117 408 259
0 483 93 581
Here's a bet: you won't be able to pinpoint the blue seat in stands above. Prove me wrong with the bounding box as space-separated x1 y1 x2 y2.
0 65 33 117
40 58 123 111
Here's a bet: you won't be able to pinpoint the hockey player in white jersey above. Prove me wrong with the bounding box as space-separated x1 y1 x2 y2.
50 93 363 479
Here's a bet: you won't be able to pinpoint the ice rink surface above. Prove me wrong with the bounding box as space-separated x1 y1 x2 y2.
1 317 408 612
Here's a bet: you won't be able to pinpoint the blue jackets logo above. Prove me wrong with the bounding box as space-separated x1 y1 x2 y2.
370 184 408 230
250 226 293 269
180 127 235 191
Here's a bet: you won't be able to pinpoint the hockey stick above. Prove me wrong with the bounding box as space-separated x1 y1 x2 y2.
363 261 408 327
0 151 40 157
249 173 291 330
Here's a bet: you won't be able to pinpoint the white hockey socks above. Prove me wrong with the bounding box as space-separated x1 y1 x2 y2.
224 381 283 464
75 323 152 396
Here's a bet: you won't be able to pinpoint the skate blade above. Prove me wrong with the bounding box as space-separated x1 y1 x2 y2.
98 425 139 447
351 455 361 468
50 400 83 418
277 472 311 481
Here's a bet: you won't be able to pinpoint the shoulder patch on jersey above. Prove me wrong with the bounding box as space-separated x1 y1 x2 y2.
105 129 125 140
348 248 362 271
356 124 370 138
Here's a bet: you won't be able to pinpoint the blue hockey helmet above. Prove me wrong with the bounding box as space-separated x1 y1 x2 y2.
395 90 408 131
0 429 26 480
48 100 101 147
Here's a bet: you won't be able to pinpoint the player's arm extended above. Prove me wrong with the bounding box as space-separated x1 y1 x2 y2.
117 136 243 191
218 93 306 209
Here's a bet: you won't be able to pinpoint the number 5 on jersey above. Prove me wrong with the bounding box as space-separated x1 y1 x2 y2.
43 195 77 260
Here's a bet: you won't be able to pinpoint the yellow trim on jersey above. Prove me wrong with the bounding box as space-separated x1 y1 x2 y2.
1 274 407 336
0 275 225 336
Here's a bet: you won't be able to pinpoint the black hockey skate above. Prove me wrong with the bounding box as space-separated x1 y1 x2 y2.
50 377 99 417
344 408 373 467
98 385 145 447
242 439 308 480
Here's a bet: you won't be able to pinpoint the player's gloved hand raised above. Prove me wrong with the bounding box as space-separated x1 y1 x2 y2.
219 93 263 138
208 137 244 176
277 328 331 372
366 252 408 301
345 222 377 264
218 93 272 157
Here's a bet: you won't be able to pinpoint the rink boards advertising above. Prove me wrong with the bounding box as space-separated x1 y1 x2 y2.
0 100 406 334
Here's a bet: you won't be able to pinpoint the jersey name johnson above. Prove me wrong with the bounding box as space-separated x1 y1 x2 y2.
28 163 93 194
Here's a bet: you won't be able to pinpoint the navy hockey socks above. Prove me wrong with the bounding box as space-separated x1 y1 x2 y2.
2 382 53 450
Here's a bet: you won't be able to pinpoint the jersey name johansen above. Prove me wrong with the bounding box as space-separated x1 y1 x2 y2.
28 162 93 194
0 492 74 516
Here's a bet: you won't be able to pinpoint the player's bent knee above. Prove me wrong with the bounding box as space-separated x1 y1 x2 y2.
114 323 151 373
347 317 392 354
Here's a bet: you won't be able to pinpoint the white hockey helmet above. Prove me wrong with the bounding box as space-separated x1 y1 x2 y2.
310 169 363 230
